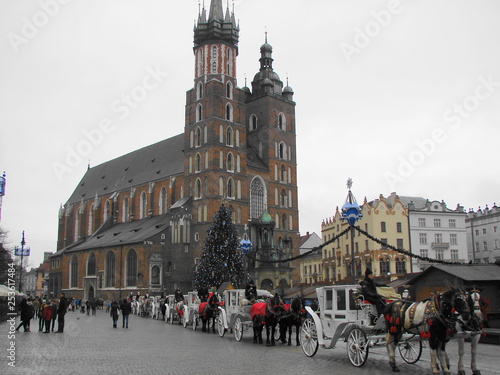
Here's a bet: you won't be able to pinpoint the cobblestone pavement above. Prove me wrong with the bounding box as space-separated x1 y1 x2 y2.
1 311 499 375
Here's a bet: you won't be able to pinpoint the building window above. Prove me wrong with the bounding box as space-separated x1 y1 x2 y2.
105 251 115 287
495 239 499 249
396 222 402 233
380 258 390 275
450 249 458 260
482 228 487 234
419 233 427 244
227 178 234 199
195 153 202 172
449 219 456 228
397 239 404 250
196 104 203 122
70 255 78 288
225 103 233 121
450 233 457 245
104 200 111 222
483 241 488 251
475 229 479 236
381 238 388 250
494 226 498 233
226 126 233 146
434 233 442 243
196 82 203 100
151 265 161 286
278 113 286 130
227 153 234 171
365 240 369 251
381 222 386 232
250 177 265 219
395 258 406 274
226 81 232 99
434 218 441 227
140 192 147 219
418 218 426 227
278 142 286 159
126 249 138 287
195 178 202 199
250 114 258 130
435 249 444 260
420 249 428 258
87 252 96 276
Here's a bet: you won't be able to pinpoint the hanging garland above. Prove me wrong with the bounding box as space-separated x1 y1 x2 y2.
354 226 464 265
244 225 466 266
244 227 351 264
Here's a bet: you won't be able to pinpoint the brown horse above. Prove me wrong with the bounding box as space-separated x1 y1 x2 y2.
384 288 470 374
251 293 285 346
199 293 220 333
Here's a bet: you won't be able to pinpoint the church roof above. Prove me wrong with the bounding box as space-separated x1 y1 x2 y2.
66 134 184 205
64 214 170 252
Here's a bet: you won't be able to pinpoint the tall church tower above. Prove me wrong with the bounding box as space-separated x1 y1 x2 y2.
185 0 299 289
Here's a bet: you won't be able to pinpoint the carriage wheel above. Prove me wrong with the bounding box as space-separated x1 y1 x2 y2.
192 316 197 331
347 327 369 367
398 337 422 364
234 317 243 342
300 318 319 357
217 316 226 337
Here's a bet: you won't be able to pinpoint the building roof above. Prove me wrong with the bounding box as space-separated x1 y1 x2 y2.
66 134 184 205
409 264 500 284
62 214 170 252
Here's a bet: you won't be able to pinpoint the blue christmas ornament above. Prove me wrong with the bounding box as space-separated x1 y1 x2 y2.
239 238 252 254
340 178 363 226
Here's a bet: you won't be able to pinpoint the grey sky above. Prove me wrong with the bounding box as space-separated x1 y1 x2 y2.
1 0 499 268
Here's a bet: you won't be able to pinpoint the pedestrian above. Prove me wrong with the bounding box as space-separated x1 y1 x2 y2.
86 299 90 316
51 300 58 332
110 300 120 328
120 298 132 328
43 301 53 333
38 300 47 331
16 297 33 332
56 292 68 332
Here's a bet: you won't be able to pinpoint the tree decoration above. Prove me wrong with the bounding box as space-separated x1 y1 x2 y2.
194 204 244 289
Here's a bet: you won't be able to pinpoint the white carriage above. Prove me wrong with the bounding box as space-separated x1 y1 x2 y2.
165 294 188 325
182 291 201 330
300 284 422 367
217 289 273 341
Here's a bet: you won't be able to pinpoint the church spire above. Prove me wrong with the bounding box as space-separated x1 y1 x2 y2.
208 0 224 22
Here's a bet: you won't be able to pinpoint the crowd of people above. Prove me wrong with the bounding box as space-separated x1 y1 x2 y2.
16 293 69 333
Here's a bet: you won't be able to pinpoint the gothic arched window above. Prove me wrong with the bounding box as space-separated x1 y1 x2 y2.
105 251 115 287
250 177 266 219
70 255 78 288
126 249 138 287
87 252 96 276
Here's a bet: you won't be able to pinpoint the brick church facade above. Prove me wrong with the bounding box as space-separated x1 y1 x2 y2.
49 0 300 301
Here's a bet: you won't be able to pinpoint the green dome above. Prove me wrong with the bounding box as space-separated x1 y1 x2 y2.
261 211 272 223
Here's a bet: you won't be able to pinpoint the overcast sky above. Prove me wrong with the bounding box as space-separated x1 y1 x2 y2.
1 0 499 269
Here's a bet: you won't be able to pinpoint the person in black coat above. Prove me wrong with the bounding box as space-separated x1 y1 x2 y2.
360 269 386 317
120 298 132 328
56 293 68 332
197 285 209 302
110 300 120 328
16 297 34 332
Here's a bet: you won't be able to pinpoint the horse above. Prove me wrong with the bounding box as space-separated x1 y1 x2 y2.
278 298 306 346
251 293 285 347
384 288 471 374
199 293 220 333
455 289 485 375
175 300 185 324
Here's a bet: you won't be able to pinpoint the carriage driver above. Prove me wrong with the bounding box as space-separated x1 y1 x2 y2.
197 285 209 302
174 289 184 303
245 279 257 303
360 269 386 318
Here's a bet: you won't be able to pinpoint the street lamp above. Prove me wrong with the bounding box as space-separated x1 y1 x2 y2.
341 178 363 285
14 231 30 294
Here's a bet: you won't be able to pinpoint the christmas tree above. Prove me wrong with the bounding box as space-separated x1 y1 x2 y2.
194 204 244 289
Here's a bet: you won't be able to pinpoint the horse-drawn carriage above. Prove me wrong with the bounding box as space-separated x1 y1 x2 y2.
217 289 273 341
300 284 422 367
301 284 485 374
165 294 187 325
182 291 201 330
